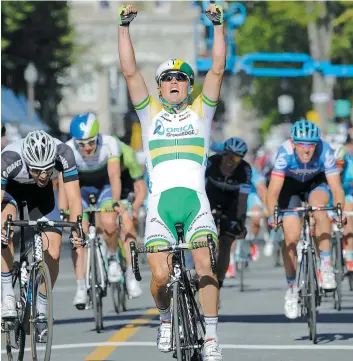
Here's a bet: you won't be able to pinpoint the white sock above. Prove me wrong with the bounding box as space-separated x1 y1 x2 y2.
158 306 171 323
38 292 48 316
1 272 14 300
77 278 86 290
204 316 218 340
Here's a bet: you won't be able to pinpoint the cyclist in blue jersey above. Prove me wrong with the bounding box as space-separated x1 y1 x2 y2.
334 146 353 272
267 119 345 319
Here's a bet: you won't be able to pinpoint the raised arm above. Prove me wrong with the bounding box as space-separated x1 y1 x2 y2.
117 4 149 105
202 4 226 101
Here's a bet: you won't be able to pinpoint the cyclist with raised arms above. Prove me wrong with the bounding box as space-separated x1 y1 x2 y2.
1 131 83 330
112 136 147 298
118 3 226 360
267 119 345 319
66 113 123 309
205 137 252 285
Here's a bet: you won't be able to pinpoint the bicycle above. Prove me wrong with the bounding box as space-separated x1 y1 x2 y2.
62 195 128 333
2 202 82 361
330 209 353 310
130 223 217 361
274 203 343 344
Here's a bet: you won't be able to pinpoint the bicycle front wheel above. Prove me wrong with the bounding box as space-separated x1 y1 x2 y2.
333 231 343 311
172 281 192 361
90 239 103 333
307 248 317 344
30 261 53 361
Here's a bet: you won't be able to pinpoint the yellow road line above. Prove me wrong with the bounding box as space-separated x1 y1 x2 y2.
85 308 158 361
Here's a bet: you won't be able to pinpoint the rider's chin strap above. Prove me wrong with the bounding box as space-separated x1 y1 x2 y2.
159 95 189 114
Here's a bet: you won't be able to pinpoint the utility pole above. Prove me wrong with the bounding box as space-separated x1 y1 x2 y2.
307 1 335 136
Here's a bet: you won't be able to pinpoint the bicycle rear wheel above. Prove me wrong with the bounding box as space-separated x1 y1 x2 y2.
333 231 343 311
307 248 317 344
186 279 205 361
30 261 53 361
90 240 103 333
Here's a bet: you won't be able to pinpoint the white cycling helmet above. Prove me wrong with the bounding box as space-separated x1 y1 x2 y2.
22 130 57 169
155 58 195 86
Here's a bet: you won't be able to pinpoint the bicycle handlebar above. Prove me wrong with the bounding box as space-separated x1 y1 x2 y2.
60 203 119 218
274 203 343 229
130 234 217 281
3 214 84 248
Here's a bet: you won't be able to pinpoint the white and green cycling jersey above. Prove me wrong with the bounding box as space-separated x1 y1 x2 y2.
134 94 218 246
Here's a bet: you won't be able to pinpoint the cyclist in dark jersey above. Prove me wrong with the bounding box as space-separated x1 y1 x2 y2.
205 137 252 289
1 131 83 327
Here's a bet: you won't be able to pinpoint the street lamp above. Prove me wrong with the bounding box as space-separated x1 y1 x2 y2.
24 62 38 122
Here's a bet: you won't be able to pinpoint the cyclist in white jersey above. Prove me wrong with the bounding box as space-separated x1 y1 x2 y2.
118 4 226 360
64 113 123 309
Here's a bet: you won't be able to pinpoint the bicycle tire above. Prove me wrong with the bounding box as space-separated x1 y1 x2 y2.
111 282 121 314
90 241 103 333
239 261 245 292
173 281 191 361
333 231 343 311
348 273 353 291
30 261 53 361
4 263 26 361
186 278 205 361
307 248 317 344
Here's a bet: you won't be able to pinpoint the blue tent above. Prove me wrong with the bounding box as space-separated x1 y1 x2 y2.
1 86 49 132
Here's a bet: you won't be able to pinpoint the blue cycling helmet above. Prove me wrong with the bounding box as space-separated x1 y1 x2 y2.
70 112 99 140
224 137 248 157
291 119 321 143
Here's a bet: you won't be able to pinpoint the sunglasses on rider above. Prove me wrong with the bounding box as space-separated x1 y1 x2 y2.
226 153 242 163
160 71 189 83
29 165 55 175
75 136 98 148
294 142 316 149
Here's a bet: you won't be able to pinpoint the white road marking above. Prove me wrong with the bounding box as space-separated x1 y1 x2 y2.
2 342 353 354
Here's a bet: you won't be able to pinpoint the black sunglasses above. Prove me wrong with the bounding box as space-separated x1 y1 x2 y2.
160 71 189 83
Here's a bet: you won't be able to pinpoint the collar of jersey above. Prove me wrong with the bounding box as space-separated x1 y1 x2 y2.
159 95 189 114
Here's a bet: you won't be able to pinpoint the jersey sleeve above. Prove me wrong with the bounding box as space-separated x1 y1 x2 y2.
251 168 265 187
107 136 121 163
322 143 339 177
191 93 218 129
56 143 79 183
239 163 252 194
1 150 23 190
271 146 289 178
134 95 162 129
125 147 144 180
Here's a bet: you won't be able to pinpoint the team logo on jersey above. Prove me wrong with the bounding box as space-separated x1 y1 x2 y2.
324 151 335 169
274 153 287 169
153 119 165 136
165 124 199 137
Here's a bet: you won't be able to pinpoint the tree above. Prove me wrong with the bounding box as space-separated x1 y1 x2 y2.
1 1 76 130
235 1 353 136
